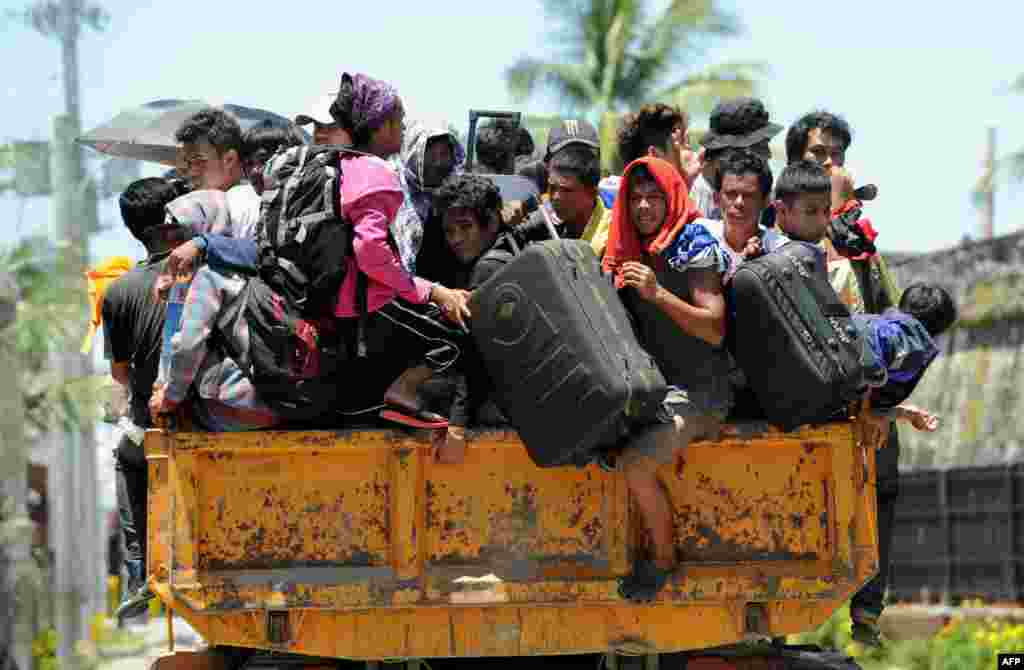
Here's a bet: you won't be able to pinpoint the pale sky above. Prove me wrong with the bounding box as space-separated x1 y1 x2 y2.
2 0 1022 260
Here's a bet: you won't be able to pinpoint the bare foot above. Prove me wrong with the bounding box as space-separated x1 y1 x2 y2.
383 365 434 412
433 427 467 464
901 404 940 432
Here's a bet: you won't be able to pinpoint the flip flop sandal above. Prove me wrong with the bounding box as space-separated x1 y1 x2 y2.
380 407 450 430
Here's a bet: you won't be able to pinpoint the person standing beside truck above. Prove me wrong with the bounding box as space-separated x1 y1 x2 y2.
103 177 189 620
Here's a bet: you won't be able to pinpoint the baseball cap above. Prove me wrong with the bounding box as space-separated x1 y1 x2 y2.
294 92 338 127
545 119 600 160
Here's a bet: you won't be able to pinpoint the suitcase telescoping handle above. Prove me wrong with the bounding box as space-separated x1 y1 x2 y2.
537 199 561 241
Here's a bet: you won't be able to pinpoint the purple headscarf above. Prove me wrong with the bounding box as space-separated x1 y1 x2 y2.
345 72 399 130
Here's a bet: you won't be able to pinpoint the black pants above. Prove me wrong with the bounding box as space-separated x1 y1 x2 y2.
114 433 147 566
852 423 900 614
364 299 464 375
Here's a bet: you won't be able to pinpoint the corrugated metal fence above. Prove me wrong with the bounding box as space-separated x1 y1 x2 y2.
892 465 1023 602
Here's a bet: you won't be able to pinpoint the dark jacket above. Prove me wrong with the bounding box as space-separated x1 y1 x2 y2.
437 230 522 427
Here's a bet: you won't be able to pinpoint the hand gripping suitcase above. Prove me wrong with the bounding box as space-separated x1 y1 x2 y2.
469 239 667 467
729 242 869 431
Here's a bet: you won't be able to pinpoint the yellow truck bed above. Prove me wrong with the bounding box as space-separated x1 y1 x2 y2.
145 422 877 660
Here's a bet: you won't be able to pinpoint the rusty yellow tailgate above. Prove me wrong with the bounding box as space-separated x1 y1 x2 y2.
146 422 877 658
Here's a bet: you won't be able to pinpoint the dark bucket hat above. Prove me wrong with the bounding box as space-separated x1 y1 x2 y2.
701 98 783 151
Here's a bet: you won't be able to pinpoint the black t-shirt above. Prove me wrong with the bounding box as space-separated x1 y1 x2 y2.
102 254 169 427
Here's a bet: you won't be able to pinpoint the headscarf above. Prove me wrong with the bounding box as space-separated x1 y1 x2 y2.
164 189 234 236
347 72 399 131
391 121 466 272
154 190 235 300
602 156 702 286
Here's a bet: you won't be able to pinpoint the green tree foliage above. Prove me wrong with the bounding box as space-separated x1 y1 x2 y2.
0 237 103 437
505 0 765 117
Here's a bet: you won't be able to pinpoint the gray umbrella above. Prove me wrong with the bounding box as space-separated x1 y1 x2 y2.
77 99 306 166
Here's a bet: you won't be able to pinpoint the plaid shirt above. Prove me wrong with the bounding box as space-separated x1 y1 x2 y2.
163 266 278 431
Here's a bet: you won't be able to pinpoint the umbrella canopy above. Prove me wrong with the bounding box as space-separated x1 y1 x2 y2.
78 99 306 166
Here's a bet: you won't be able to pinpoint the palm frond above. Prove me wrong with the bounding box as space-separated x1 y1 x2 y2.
995 150 1024 182
505 58 598 109
508 0 763 116
655 62 768 116
638 0 740 68
1007 73 1024 94
596 0 641 108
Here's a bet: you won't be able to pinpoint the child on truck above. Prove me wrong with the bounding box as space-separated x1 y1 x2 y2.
856 282 957 432
769 162 956 433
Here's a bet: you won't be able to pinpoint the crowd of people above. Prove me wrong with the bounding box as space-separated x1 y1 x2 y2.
100 72 958 643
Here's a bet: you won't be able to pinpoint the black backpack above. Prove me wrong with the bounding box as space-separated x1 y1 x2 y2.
214 275 344 423
257 144 368 316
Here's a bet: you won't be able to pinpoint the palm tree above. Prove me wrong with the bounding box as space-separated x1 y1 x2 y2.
506 0 765 117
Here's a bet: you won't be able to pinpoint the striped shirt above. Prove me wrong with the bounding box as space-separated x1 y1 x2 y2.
162 266 278 431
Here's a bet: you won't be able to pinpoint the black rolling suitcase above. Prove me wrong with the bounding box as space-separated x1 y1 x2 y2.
729 242 869 431
469 239 667 467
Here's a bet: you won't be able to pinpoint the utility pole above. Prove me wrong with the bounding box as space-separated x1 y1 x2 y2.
980 125 997 240
8 2 107 668
51 1 104 666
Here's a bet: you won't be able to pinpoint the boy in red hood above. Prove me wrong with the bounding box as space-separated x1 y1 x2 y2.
603 157 732 601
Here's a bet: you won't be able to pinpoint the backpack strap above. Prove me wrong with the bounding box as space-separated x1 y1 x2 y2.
212 279 255 375
331 151 371 359
355 272 369 358
276 145 312 248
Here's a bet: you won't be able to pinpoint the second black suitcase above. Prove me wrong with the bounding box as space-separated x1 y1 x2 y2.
469 239 667 467
730 242 868 431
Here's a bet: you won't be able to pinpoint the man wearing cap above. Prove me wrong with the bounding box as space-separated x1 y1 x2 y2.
513 119 611 257
295 92 353 146
690 98 783 221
